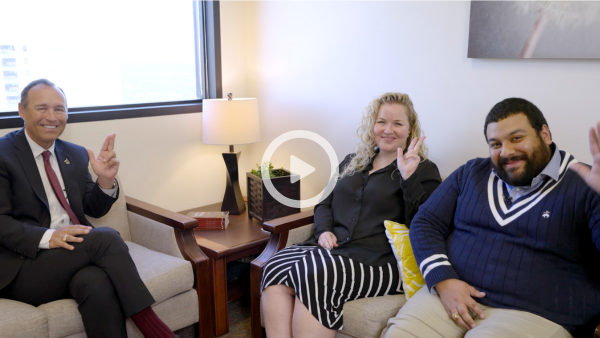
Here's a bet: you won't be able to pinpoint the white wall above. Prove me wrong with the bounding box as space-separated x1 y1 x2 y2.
237 1 600 200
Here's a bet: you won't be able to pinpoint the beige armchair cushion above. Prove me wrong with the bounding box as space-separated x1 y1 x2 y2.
38 299 83 338
0 299 48 338
85 174 131 241
338 294 406 338
127 212 183 259
126 242 193 304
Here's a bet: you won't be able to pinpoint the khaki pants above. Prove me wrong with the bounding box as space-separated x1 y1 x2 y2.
381 287 572 338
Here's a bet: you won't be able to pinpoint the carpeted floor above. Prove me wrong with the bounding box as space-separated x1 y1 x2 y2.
220 295 252 338
174 295 252 338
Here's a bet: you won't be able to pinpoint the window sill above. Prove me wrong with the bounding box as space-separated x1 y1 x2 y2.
0 101 203 129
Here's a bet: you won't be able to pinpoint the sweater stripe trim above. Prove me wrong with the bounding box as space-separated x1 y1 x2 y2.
422 261 451 278
419 253 448 270
419 254 449 277
488 151 577 226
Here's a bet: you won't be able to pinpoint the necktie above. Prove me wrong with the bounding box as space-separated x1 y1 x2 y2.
42 150 80 225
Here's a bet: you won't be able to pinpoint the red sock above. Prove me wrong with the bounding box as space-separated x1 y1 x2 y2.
130 307 174 338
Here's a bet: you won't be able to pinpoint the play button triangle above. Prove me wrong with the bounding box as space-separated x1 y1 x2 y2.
290 155 315 183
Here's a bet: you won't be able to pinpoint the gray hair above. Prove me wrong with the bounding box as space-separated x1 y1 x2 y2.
20 79 66 108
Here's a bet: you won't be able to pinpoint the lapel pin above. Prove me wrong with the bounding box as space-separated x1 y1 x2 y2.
64 158 70 165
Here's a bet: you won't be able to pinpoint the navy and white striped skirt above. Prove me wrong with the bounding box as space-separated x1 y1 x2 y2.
261 245 402 330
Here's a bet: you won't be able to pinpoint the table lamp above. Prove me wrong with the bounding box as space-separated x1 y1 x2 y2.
202 94 261 214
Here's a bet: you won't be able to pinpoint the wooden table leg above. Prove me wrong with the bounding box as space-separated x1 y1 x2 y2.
212 257 229 336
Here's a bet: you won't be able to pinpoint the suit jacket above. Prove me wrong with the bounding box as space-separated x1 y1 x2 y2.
0 129 118 291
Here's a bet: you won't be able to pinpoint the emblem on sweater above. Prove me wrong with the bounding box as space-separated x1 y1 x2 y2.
487 151 576 226
64 158 70 164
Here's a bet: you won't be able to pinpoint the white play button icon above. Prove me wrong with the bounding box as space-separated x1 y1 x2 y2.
262 130 339 208
290 155 315 184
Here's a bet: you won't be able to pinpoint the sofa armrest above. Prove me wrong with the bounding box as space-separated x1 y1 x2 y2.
250 210 314 338
125 196 214 338
126 196 198 231
262 210 315 234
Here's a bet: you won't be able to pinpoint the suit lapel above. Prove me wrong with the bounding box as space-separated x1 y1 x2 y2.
14 129 49 209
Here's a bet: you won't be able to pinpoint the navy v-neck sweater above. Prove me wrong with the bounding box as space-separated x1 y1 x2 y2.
410 150 600 331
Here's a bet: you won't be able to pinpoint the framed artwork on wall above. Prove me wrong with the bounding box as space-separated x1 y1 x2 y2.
468 1 600 59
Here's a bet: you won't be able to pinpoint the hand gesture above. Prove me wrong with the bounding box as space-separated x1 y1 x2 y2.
87 133 119 189
435 279 486 330
397 136 425 180
318 232 338 251
570 122 600 194
49 225 92 250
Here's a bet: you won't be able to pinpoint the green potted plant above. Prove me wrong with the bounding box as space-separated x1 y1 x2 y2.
247 161 300 223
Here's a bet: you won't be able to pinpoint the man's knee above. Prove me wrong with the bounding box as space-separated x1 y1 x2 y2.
69 266 116 298
85 227 125 247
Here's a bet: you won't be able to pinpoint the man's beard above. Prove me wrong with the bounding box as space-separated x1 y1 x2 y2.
492 138 552 187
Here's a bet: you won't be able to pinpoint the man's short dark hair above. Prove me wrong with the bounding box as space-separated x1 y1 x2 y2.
20 79 66 108
484 98 550 141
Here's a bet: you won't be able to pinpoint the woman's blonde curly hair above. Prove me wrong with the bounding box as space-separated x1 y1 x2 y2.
341 92 428 178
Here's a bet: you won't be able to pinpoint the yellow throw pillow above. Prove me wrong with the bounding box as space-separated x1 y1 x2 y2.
384 220 426 300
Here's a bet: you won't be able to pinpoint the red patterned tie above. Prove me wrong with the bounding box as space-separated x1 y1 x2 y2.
42 150 80 225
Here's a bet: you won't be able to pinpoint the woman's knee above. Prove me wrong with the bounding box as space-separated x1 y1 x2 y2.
263 284 296 299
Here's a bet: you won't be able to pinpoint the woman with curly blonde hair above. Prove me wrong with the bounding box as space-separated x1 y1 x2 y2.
261 92 441 338
342 92 429 178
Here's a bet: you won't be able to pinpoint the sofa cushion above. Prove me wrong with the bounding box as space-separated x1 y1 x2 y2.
38 299 83 338
339 294 406 338
126 241 193 304
261 293 406 338
85 173 131 241
0 298 48 338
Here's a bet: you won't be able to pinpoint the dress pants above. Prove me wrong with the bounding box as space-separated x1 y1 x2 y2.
381 287 572 338
2 227 155 338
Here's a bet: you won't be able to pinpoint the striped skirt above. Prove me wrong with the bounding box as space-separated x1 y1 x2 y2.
261 245 402 330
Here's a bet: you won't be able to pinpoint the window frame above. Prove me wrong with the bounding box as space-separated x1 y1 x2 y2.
0 0 222 129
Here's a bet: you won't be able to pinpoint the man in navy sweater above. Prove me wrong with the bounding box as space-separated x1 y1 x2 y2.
383 98 600 338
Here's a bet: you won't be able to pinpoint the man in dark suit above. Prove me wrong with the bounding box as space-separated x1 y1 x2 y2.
0 79 177 338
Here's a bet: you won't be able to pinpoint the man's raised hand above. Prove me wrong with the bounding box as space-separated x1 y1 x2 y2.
570 122 600 194
87 133 119 189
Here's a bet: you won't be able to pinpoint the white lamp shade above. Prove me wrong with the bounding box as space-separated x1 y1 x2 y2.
202 98 261 145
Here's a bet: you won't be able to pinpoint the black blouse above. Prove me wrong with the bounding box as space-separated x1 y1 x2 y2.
300 153 442 266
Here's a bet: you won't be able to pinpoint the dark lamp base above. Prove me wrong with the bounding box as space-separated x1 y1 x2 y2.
222 152 246 215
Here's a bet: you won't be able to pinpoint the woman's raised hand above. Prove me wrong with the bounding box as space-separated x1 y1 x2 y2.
397 136 425 180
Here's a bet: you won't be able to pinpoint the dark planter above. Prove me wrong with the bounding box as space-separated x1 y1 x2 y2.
246 169 300 223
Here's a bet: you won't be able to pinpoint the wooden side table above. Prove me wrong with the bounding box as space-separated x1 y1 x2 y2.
180 203 270 337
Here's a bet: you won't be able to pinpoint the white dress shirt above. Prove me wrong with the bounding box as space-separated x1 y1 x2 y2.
24 131 117 249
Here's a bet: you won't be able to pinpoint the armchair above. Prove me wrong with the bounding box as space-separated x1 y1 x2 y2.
250 210 407 338
0 178 213 338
